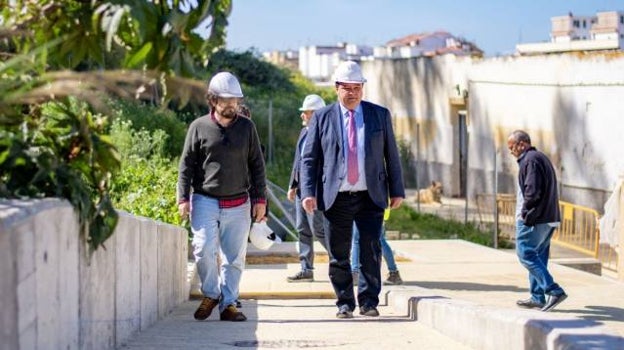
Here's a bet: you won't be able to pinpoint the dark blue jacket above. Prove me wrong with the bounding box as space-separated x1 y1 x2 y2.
517 147 560 225
300 101 405 211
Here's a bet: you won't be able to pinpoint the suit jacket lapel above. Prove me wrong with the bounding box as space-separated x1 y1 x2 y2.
361 102 374 156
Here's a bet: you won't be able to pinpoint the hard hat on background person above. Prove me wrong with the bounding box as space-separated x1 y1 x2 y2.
299 94 326 111
249 221 280 250
207 72 244 98
332 60 367 84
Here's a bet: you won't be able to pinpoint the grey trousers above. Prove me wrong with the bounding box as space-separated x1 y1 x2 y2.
295 196 327 270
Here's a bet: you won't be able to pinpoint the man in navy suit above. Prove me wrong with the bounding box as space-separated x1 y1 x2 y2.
300 61 405 319
286 94 329 282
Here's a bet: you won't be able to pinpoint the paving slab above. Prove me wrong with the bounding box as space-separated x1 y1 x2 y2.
120 299 471 350
234 240 624 349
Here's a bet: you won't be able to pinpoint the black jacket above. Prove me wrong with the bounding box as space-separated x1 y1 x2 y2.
517 147 560 225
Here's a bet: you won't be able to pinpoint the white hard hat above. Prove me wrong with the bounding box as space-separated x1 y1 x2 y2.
208 72 244 98
299 94 326 111
249 222 279 250
332 61 367 84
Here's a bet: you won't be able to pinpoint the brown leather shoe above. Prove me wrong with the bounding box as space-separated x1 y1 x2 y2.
220 305 247 322
194 297 219 320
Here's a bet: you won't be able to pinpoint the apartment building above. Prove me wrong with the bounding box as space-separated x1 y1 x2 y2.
262 50 299 71
297 42 373 83
291 32 480 82
374 31 482 59
517 10 624 54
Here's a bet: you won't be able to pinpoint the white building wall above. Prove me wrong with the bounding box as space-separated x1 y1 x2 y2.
362 53 624 210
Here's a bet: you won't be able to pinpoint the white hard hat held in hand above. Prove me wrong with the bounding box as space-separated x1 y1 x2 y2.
249 222 280 250
208 72 244 98
299 94 326 111
332 61 367 84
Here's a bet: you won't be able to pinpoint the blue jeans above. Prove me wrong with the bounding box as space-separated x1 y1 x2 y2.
191 194 251 312
515 220 565 303
295 196 327 271
351 224 397 273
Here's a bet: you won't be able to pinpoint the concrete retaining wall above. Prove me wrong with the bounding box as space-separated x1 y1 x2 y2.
0 199 188 350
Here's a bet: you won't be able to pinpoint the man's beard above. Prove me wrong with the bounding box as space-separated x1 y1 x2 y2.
220 107 238 119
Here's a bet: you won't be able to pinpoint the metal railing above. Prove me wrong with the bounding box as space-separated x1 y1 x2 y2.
476 193 516 240
554 201 600 258
476 194 618 273
266 180 298 241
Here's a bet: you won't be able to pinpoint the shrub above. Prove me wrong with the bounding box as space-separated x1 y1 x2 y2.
108 117 180 225
386 204 509 247
0 98 120 253
109 99 187 159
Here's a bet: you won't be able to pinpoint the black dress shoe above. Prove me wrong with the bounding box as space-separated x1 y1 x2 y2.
516 298 545 309
541 293 568 312
359 305 380 317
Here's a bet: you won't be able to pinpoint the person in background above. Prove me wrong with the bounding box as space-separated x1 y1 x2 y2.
300 61 405 319
286 94 329 282
507 130 567 312
178 72 266 322
351 208 402 286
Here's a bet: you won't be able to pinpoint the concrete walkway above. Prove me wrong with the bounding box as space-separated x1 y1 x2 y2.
123 239 624 350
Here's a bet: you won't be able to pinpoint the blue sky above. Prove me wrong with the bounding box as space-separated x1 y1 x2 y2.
224 0 623 56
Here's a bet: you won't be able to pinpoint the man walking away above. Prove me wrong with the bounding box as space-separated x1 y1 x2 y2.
507 130 567 312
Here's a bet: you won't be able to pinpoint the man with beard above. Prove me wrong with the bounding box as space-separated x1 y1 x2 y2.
177 72 266 322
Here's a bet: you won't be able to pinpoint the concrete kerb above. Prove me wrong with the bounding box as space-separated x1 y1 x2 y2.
384 288 624 350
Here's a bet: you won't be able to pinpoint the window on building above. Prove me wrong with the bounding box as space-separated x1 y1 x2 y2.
583 20 586 28
621 15 623 24
573 20 580 28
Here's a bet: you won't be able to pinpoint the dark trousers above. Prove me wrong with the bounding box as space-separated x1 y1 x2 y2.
323 191 384 310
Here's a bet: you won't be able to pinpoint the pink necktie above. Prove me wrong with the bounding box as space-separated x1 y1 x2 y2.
347 110 359 185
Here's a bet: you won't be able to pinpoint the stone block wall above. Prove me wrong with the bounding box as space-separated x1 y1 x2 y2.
0 199 188 350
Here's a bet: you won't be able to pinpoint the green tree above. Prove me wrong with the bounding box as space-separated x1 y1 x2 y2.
0 0 232 252
2 0 232 75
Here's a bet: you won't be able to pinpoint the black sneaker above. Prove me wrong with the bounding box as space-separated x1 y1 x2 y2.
359 305 380 317
286 270 313 282
516 298 545 309
541 293 568 312
236 299 242 308
383 271 403 285
336 304 353 319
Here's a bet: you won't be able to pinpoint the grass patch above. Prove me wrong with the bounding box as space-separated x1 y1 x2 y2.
386 204 513 248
